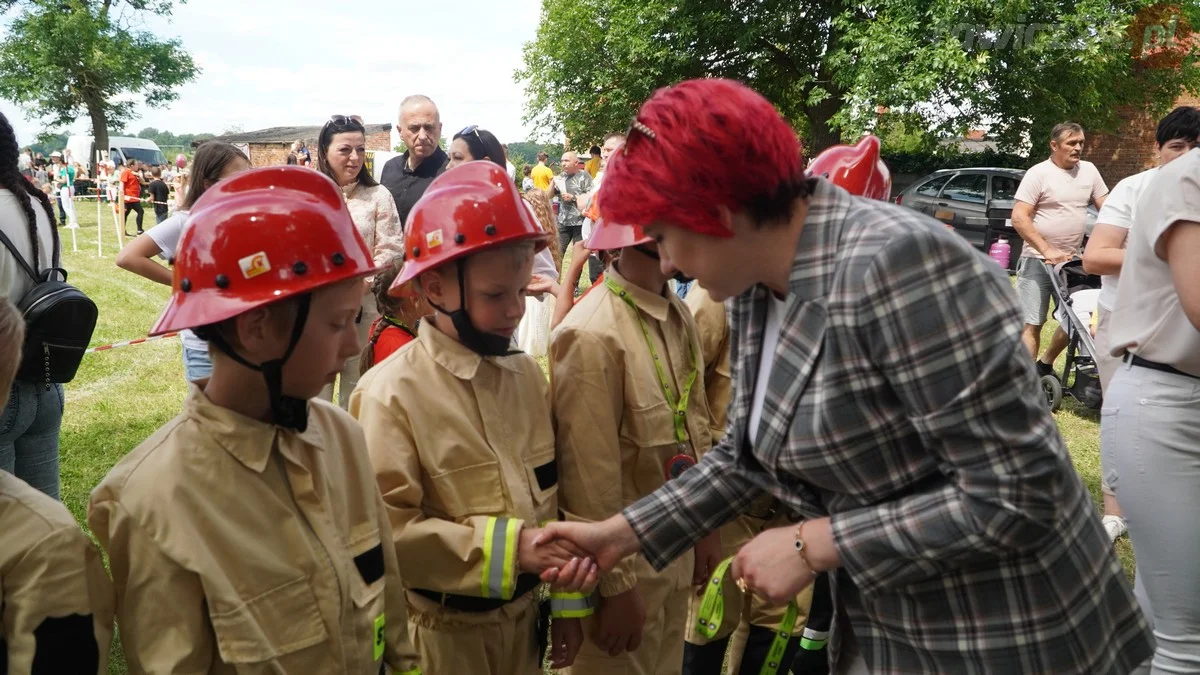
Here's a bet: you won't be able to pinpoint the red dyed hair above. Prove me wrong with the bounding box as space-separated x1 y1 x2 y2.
600 79 803 237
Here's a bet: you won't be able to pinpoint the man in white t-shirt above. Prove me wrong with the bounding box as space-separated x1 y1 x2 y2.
1082 106 1199 542
1012 122 1109 373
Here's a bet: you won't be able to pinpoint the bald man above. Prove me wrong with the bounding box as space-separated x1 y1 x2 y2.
551 150 593 254
380 94 451 224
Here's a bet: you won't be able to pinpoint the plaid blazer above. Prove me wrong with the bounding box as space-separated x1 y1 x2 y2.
623 179 1152 674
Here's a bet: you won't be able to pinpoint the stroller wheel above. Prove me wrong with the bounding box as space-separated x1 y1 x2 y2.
1041 375 1063 412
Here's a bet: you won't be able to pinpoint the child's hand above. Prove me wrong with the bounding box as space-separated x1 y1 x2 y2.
550 617 584 668
518 527 589 574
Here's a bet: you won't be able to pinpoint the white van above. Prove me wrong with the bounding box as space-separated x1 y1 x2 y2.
66 135 168 172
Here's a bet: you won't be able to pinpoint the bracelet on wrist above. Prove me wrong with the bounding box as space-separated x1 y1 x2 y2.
794 522 817 574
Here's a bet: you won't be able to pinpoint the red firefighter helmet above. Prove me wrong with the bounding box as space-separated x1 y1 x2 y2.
585 217 652 251
805 134 892 201
150 166 380 336
393 161 546 290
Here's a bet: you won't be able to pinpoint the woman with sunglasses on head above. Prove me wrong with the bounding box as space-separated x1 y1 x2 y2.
447 125 562 354
316 115 403 408
116 141 251 383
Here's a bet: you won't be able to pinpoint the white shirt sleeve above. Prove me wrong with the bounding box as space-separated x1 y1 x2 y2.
1095 177 1136 230
147 212 187 260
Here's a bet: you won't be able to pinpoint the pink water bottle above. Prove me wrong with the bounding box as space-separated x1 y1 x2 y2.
989 238 1011 267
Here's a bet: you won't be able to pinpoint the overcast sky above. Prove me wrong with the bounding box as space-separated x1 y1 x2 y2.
1 0 552 148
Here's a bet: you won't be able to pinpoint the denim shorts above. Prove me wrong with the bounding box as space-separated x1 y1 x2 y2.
0 380 65 500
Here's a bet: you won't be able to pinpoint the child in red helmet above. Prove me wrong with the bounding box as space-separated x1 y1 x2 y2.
349 161 597 674
549 216 719 675
88 166 422 674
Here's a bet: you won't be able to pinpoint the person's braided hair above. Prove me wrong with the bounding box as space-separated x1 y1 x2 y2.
0 112 58 270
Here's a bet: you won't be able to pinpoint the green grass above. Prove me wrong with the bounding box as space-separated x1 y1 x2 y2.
50 206 1130 673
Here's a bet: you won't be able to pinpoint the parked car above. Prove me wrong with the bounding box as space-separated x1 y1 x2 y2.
896 167 1097 271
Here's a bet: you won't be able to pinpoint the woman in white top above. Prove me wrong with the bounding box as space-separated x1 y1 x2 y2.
1104 146 1200 675
0 112 66 500
115 142 250 382
314 115 403 408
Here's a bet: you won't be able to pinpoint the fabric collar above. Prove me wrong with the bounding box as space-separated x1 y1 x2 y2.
403 147 449 177
183 382 325 473
419 319 526 380
606 264 671 322
787 177 852 302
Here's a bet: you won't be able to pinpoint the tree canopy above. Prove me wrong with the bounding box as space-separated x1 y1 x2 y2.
518 0 1199 153
0 0 198 155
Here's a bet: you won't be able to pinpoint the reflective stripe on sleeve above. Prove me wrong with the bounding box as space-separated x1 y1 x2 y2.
550 591 596 618
481 517 521 599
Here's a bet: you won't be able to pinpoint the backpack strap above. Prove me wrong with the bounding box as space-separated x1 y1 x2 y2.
0 227 39 282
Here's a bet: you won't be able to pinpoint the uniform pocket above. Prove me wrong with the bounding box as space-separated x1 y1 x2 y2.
208 576 328 664
426 461 505 518
619 401 679 449
525 447 559 507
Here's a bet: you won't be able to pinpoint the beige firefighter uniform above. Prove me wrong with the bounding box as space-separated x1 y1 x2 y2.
88 387 421 675
350 320 591 675
1 472 113 674
683 284 814 672
551 265 713 675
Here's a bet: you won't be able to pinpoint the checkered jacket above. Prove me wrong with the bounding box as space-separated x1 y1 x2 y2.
623 179 1152 674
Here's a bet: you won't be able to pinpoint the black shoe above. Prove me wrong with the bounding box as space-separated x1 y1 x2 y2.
1036 361 1054 377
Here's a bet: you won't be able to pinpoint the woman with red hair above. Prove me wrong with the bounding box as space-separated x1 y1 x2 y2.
539 79 1152 674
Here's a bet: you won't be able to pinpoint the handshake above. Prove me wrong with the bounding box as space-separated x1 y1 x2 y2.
516 515 643 592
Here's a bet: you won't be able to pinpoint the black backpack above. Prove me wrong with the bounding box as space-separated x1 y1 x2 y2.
0 227 97 386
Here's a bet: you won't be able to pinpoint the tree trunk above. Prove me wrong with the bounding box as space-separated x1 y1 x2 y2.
806 92 844 155
85 95 108 167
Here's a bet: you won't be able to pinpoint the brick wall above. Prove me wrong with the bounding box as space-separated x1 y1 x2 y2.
244 129 394 168
1088 91 1200 186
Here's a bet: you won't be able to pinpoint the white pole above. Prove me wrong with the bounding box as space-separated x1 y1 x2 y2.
96 151 103 256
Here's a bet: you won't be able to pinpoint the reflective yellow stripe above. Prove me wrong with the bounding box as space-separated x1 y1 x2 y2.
481 517 498 598
501 518 520 599
550 591 596 618
481 517 520 599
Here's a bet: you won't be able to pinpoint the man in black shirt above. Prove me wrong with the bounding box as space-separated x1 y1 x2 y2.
147 166 170 225
380 94 449 225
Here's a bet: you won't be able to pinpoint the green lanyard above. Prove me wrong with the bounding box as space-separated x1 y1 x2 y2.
383 315 417 339
605 276 698 447
696 557 799 675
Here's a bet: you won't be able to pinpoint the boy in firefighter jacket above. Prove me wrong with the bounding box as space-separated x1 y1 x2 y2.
550 217 720 675
350 161 596 675
88 167 422 674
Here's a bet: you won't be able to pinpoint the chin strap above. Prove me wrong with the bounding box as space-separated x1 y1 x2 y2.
197 294 313 431
426 261 518 357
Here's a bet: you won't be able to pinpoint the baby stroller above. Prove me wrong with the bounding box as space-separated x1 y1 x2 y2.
1040 259 1103 411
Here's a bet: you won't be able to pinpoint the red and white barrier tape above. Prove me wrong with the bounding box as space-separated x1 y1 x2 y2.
86 332 179 354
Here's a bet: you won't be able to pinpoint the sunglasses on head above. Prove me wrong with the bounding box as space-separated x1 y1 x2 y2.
325 114 364 129
458 124 484 141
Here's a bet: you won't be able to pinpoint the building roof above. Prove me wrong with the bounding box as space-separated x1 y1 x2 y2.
195 123 392 146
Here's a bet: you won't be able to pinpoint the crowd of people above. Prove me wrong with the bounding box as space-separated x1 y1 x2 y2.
0 75 1197 675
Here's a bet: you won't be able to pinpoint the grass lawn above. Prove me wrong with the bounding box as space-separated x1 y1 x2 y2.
49 205 1132 674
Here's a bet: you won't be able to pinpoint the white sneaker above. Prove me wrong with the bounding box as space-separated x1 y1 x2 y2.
1103 515 1128 542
